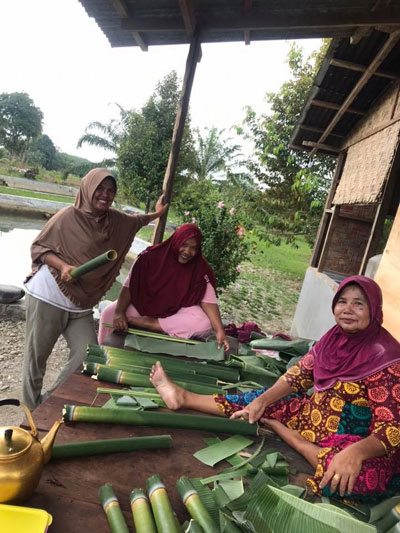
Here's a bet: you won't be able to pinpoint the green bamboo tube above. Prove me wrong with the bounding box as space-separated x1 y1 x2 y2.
63 405 258 435
176 477 218 533
130 489 157 533
98 483 129 533
146 474 181 533
97 388 162 400
95 366 222 395
71 249 117 279
51 435 173 459
87 344 239 382
83 360 218 385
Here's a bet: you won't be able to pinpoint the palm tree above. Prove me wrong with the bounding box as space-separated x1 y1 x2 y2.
194 127 242 181
77 104 130 167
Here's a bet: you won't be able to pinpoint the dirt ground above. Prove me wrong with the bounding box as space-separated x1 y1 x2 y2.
0 320 69 427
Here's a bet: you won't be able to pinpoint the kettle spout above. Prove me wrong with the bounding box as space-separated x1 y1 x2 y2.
41 419 63 464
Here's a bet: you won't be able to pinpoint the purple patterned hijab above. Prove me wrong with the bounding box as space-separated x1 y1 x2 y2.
313 275 400 391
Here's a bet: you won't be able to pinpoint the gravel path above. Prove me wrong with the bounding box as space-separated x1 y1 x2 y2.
0 320 69 427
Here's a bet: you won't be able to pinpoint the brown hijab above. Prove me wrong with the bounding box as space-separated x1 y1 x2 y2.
28 168 147 308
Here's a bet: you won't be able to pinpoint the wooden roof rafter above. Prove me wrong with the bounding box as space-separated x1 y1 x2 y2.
309 29 400 156
110 0 148 51
178 0 202 61
243 0 252 45
330 58 400 80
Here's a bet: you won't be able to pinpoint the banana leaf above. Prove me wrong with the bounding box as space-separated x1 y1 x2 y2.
194 435 254 467
125 333 225 361
203 437 246 468
368 496 400 523
387 523 400 533
249 338 314 360
228 470 276 511
190 478 220 526
218 480 244 502
183 519 204 533
243 485 376 533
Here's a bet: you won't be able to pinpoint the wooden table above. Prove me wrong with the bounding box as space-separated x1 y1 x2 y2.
23 337 313 532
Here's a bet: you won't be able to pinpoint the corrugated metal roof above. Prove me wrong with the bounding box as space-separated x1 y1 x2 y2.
78 0 400 48
291 30 400 155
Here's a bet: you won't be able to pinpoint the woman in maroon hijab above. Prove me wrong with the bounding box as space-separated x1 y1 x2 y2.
98 224 229 350
148 275 400 500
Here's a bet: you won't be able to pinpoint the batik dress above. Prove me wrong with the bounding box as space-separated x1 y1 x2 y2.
214 352 400 499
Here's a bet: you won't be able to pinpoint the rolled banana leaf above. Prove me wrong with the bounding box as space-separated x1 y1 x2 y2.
146 474 181 533
130 489 157 533
71 249 117 279
98 483 129 533
176 477 218 533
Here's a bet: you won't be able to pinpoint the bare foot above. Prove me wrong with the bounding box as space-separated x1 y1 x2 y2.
149 362 186 410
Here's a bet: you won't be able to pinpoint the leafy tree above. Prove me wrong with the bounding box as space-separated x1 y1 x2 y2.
194 127 242 181
28 134 57 169
117 71 195 211
0 92 43 161
238 41 335 245
77 104 130 167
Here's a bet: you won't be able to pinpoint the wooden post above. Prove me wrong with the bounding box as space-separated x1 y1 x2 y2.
152 29 201 244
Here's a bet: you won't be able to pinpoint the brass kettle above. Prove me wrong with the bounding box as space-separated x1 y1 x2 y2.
0 398 63 503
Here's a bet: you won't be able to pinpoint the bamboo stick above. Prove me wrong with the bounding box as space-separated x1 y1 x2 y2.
98 483 129 533
130 489 157 533
87 344 239 382
71 250 117 279
63 405 258 436
103 323 201 344
95 365 222 395
146 474 181 533
176 477 218 533
51 435 172 459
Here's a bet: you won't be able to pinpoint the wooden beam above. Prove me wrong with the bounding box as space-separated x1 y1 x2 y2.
350 26 372 45
299 124 345 138
243 0 252 45
330 58 400 80
178 0 202 60
311 30 400 156
121 10 400 32
311 99 365 115
302 141 340 153
152 30 202 244
111 0 148 51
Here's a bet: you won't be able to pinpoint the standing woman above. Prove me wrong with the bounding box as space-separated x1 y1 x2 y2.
22 168 167 409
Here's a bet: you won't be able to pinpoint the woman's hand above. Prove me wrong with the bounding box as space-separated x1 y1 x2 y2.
113 310 128 331
59 263 75 282
216 328 230 352
230 395 267 424
155 195 169 217
319 446 363 496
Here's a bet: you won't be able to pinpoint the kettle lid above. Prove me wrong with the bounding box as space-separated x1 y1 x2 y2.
0 427 31 457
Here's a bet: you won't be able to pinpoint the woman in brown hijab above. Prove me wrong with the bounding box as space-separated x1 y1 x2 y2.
22 168 167 409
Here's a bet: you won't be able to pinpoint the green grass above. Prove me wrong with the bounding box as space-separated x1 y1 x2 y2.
0 186 74 204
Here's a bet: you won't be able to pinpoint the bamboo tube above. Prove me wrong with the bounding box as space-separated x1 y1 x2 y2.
130 489 157 533
87 344 239 382
103 323 201 344
146 474 181 533
63 405 258 435
71 250 117 279
51 435 173 459
97 388 162 400
176 477 218 533
83 360 218 385
98 483 129 533
95 365 222 395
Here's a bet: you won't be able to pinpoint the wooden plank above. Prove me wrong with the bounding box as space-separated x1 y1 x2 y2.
152 29 201 244
299 124 345 138
110 0 148 51
302 140 340 153
311 99 365 115
311 30 400 155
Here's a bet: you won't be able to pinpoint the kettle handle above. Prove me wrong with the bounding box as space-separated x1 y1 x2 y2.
0 398 39 438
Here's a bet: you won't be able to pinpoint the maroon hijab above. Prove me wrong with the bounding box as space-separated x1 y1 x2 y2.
129 224 216 318
313 275 400 391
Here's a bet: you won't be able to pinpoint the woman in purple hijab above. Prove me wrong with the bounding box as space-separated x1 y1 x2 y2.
148 275 400 500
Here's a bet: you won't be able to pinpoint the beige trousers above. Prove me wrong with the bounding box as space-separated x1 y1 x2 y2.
22 294 97 410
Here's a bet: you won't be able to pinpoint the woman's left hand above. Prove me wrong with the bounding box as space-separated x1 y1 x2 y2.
216 329 230 352
319 446 363 496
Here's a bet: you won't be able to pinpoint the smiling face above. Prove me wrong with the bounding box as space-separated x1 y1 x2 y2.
177 237 197 264
333 284 370 334
92 177 116 213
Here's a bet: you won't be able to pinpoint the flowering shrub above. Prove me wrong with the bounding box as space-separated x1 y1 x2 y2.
176 181 252 291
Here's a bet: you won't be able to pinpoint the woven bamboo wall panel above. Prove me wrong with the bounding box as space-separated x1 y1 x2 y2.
344 83 399 148
333 123 400 205
375 204 400 342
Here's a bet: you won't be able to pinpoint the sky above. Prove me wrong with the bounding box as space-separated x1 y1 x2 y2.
0 0 322 162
